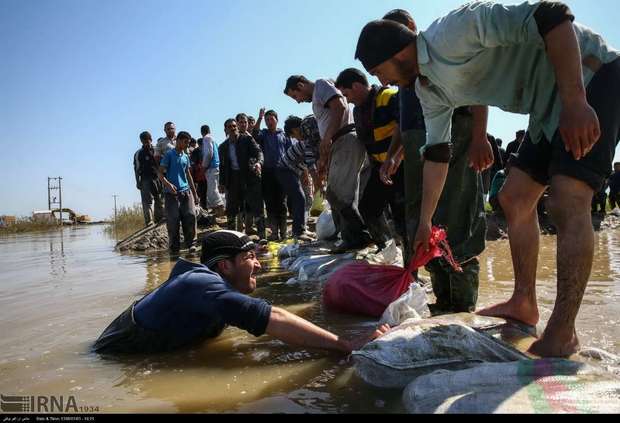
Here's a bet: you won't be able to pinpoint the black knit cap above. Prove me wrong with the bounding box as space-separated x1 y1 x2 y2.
201 230 256 269
355 19 417 72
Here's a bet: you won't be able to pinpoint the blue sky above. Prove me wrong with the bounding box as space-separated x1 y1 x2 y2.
1 0 619 220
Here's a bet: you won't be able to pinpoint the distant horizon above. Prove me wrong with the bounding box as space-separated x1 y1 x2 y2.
2 0 618 221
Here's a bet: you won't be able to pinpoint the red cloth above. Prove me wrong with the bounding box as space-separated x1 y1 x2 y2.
323 227 461 317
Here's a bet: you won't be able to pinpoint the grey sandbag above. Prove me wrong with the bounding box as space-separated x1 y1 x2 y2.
403 359 620 414
353 317 528 389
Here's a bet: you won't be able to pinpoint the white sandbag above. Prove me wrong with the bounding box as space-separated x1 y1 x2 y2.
403 359 620 414
278 243 300 259
579 347 620 363
316 209 336 241
380 282 429 327
353 318 527 389
364 239 403 267
578 348 620 376
298 256 342 281
288 254 332 273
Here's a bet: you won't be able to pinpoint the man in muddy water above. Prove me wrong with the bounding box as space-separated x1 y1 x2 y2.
355 1 620 357
93 230 389 355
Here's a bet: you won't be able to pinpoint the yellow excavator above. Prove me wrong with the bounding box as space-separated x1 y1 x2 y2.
51 208 91 224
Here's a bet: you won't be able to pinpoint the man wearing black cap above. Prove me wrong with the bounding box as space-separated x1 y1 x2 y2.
369 10 488 317
93 230 388 355
355 1 620 357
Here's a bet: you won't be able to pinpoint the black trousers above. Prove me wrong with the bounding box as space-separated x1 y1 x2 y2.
197 180 208 210
262 168 287 220
359 162 407 247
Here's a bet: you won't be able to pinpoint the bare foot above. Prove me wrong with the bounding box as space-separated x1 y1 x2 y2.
528 329 580 358
476 297 539 327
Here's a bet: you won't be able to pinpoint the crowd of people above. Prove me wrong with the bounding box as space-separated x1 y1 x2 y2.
106 2 620 360
133 111 324 253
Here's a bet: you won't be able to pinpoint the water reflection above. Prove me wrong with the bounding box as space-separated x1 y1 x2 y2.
142 255 176 295
49 229 66 278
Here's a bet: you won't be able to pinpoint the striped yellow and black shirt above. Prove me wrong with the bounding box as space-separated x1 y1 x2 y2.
353 85 399 163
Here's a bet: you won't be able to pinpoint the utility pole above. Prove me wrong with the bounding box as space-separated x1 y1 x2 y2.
113 195 119 224
48 177 63 225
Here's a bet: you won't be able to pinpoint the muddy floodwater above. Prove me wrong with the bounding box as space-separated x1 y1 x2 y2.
1 225 619 413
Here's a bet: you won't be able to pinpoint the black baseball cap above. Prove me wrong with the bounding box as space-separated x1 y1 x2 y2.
201 230 256 269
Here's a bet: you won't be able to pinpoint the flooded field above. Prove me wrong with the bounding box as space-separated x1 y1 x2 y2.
1 225 618 413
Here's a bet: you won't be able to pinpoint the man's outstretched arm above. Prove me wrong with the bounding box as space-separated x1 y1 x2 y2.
265 307 389 354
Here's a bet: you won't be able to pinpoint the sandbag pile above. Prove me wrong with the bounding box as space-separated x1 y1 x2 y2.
353 317 528 389
402 359 620 414
276 237 404 286
353 312 620 414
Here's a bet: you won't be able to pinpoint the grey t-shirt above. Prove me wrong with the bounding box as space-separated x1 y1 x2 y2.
312 79 354 139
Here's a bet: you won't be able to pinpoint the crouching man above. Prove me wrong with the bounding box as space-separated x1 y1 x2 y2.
93 230 388 354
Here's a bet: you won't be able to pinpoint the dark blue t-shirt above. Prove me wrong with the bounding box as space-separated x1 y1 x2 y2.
399 86 426 132
133 260 272 350
256 129 291 170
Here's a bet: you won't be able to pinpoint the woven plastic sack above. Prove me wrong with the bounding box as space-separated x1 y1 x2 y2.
323 227 460 317
403 359 620 414
352 318 527 389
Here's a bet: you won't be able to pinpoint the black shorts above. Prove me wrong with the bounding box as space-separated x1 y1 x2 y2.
512 58 620 192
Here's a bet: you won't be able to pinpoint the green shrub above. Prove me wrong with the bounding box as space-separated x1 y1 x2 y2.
0 217 59 235
105 204 145 235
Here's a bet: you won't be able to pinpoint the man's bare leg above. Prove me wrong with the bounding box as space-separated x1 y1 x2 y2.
528 175 593 357
477 168 546 326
